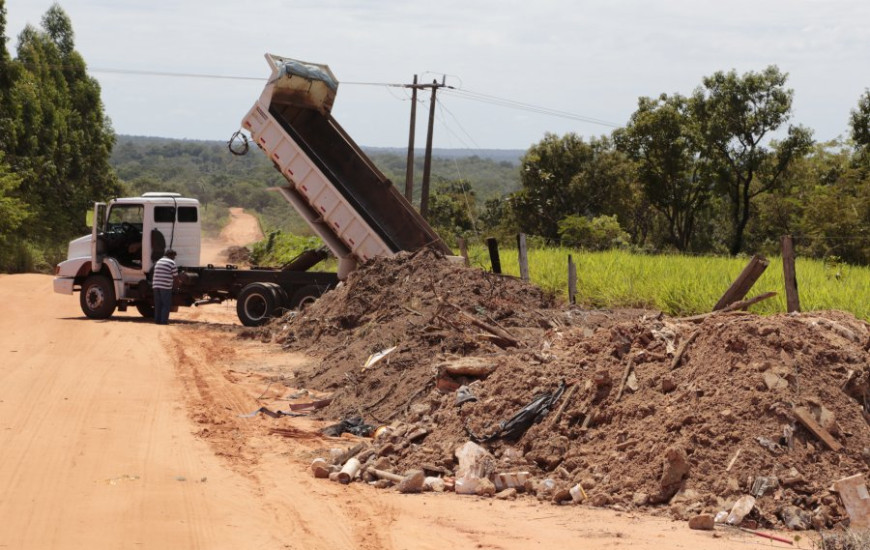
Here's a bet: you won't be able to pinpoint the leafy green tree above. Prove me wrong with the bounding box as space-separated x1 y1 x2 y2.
428 179 477 242
851 90 870 151
690 66 813 254
558 214 629 250
7 5 120 244
510 133 635 243
616 94 712 251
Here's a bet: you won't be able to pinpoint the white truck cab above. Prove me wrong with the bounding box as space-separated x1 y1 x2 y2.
54 193 201 318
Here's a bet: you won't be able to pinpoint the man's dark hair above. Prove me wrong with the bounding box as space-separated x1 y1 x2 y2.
165 249 177 258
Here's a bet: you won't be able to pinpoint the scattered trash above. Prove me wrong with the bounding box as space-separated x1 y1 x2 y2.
455 385 478 406
569 482 588 503
750 476 778 498
240 406 305 418
362 346 398 372
756 436 782 455
322 417 375 437
465 380 567 442
726 495 756 525
337 457 362 484
493 471 530 492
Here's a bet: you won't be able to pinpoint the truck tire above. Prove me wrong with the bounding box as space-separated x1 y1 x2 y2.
135 302 155 318
237 282 277 327
262 283 289 316
290 284 324 310
80 274 117 319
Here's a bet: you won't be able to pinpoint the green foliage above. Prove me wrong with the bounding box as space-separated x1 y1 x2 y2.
510 133 635 243
557 214 629 251
615 93 712 251
250 231 335 271
851 89 870 151
427 179 477 244
2 5 120 253
463 243 870 321
691 65 814 254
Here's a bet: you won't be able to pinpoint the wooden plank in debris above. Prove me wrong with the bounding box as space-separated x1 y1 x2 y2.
793 407 842 452
670 330 700 370
713 255 769 311
781 235 801 313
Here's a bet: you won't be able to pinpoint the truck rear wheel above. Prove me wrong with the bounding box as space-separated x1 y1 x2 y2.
262 283 289 316
290 284 325 310
80 274 117 319
236 283 277 327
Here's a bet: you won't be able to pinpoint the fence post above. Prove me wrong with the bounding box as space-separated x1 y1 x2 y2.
568 254 577 305
713 254 770 311
458 237 470 267
486 237 501 274
517 233 529 282
781 235 800 313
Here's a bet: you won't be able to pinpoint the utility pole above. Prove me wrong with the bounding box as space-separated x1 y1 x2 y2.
404 75 418 202
404 76 452 220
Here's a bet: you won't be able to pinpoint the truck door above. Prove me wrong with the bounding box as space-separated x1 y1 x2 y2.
89 202 107 273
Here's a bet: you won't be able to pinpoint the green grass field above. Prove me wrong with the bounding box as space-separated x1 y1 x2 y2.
464 246 870 320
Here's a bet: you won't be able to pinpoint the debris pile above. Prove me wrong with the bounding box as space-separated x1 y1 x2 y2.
267 248 870 531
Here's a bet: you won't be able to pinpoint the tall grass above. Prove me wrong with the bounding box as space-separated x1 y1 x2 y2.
466 245 870 320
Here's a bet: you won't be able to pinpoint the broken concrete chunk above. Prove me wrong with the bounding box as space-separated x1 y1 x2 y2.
495 488 518 500
833 474 870 529
762 372 789 391
396 470 425 494
474 478 496 497
493 471 530 492
658 446 690 500
423 476 446 492
688 514 715 531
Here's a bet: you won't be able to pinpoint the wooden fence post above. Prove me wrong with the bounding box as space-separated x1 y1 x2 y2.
568 254 577 305
517 233 529 282
713 254 770 311
486 237 501 274
781 235 800 313
458 237 470 267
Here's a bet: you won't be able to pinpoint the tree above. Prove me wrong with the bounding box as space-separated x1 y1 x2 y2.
615 93 712 251
7 5 120 244
510 133 635 243
690 66 813 255
428 179 477 242
851 90 870 150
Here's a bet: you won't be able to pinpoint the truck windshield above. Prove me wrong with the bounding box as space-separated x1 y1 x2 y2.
106 204 144 231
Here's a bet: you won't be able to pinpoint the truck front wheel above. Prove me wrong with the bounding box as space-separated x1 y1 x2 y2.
80 274 117 319
236 283 277 327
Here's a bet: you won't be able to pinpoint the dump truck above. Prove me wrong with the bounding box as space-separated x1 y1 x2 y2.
53 54 450 326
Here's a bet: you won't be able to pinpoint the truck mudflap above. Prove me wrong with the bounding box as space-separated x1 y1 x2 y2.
241 54 450 274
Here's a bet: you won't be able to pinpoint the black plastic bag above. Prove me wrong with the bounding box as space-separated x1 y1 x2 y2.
466 380 566 443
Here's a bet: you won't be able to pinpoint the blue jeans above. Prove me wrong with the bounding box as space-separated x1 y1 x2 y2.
154 288 173 325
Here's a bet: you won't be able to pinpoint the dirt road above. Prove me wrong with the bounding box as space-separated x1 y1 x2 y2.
0 210 799 549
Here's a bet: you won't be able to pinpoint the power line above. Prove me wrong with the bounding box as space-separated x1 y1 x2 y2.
88 65 618 128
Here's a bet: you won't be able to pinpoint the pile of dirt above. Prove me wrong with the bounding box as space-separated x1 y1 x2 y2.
267 248 870 530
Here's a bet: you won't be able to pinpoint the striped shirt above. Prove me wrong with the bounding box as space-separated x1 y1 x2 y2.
152 257 178 290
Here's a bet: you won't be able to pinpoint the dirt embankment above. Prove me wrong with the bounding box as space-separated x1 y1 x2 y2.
267 248 870 533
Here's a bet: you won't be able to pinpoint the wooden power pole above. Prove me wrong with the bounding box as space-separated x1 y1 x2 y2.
404 75 418 202
404 76 451 220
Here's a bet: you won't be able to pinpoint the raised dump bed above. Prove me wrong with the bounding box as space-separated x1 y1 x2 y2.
242 54 450 278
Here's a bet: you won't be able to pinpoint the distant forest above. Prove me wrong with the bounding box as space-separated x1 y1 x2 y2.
110 135 523 236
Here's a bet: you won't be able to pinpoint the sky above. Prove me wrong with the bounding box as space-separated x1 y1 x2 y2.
4 0 869 151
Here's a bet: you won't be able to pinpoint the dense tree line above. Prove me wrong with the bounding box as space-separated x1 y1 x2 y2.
0 1 119 271
477 69 870 265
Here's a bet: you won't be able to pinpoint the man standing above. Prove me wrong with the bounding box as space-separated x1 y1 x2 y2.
152 249 178 325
